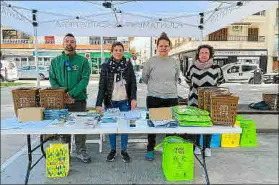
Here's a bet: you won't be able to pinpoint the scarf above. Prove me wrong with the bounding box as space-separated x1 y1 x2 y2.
108 57 128 82
194 59 214 70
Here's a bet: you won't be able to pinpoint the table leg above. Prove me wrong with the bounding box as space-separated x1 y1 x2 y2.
24 135 32 185
201 146 210 185
40 135 46 158
185 137 210 185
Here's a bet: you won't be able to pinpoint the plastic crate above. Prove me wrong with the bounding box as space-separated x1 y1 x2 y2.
221 133 240 148
200 134 220 148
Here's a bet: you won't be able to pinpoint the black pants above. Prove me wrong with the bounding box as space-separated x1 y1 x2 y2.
192 134 212 149
62 100 87 153
146 96 181 151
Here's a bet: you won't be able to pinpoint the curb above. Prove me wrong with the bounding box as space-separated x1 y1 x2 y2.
256 129 278 133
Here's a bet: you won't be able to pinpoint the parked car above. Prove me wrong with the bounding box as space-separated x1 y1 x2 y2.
17 66 49 80
178 71 187 85
0 60 19 82
263 72 279 84
221 63 262 84
135 70 143 83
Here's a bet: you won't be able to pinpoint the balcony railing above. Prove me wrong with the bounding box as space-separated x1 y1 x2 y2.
1 39 33 44
171 36 266 49
194 36 265 42
1 39 130 45
89 40 129 45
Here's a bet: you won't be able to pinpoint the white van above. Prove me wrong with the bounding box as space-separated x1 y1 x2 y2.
221 63 261 84
0 60 19 82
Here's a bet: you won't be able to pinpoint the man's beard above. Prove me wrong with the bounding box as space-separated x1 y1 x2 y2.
64 46 75 55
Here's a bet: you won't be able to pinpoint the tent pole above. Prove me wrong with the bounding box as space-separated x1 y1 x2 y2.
199 29 203 45
100 36 104 64
32 9 40 88
34 26 39 87
199 12 204 46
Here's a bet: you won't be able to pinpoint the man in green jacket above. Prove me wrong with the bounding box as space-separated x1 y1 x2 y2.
49 33 91 163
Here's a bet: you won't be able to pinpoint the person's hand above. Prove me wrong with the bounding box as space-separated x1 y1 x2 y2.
131 100 137 110
65 92 75 104
96 106 104 113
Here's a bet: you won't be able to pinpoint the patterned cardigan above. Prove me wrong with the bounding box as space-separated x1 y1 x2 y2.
186 64 225 107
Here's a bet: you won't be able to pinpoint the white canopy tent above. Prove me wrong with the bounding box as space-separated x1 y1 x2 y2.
1 0 277 86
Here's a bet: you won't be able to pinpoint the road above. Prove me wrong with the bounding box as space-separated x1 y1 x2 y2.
1 79 278 165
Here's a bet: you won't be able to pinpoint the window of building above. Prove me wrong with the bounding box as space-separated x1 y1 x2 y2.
248 28 259 41
208 28 228 41
89 36 101 45
29 61 35 66
21 58 28 66
253 10 266 16
44 36 55 44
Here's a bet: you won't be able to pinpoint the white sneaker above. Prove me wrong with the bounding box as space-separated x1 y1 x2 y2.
205 148 211 157
194 147 201 155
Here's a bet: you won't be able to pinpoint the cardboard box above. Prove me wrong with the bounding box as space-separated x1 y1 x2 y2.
17 107 45 122
149 107 173 121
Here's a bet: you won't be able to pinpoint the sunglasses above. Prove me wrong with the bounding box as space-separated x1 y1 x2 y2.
65 60 71 71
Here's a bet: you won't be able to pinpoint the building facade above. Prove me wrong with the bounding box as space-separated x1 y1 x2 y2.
0 27 132 74
170 5 279 75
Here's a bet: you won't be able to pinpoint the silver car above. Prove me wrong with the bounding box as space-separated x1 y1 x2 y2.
17 66 49 80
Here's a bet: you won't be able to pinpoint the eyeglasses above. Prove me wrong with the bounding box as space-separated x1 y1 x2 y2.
65 60 71 71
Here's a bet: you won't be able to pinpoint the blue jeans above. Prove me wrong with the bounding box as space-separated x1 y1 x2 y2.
105 100 130 151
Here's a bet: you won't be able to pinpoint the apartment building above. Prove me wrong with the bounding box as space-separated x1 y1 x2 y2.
170 5 279 74
0 26 132 73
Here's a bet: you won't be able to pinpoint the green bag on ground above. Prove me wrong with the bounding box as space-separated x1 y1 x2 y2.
239 120 257 147
154 136 194 181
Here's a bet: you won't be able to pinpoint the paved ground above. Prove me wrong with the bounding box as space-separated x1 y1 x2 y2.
1 79 278 184
1 133 278 184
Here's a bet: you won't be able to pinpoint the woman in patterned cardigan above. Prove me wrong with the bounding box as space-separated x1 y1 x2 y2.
186 44 225 157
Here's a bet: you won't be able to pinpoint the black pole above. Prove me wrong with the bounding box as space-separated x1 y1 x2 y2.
198 12 204 45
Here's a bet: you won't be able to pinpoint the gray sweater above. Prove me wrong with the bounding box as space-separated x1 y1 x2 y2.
142 56 180 98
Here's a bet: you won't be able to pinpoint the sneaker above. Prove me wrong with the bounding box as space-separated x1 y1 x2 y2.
205 148 211 157
194 147 201 155
76 151 91 163
106 149 117 162
121 150 131 163
145 151 154 161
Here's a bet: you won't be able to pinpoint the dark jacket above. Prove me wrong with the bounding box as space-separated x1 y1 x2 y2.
95 60 137 107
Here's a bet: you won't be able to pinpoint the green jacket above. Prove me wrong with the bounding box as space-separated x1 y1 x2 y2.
49 52 90 101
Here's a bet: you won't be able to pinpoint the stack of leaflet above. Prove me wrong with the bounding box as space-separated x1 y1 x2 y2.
44 109 69 121
172 106 212 127
123 111 142 120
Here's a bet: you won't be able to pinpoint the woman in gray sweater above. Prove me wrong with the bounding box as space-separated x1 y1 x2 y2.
142 32 180 161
